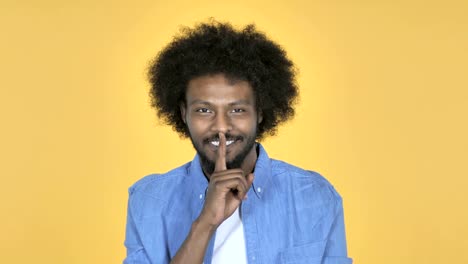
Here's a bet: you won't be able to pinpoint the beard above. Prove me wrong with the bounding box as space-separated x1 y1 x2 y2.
189 130 257 177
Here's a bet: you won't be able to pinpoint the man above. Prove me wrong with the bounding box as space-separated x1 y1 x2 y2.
124 21 352 264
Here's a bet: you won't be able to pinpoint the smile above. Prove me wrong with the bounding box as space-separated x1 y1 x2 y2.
210 139 235 147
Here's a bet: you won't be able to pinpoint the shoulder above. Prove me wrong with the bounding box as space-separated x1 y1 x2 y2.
127 162 191 210
270 159 343 205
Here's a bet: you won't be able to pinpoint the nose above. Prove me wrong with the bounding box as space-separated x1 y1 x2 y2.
212 112 232 134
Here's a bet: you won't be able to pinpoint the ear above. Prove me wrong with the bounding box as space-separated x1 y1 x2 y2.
257 110 263 124
180 102 187 124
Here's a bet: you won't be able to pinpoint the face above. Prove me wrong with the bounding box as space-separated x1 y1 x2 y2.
181 74 262 175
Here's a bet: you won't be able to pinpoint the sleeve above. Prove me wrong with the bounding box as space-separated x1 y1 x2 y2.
123 189 152 264
322 194 353 264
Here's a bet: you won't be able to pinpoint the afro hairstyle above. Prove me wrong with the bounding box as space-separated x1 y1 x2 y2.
147 20 299 140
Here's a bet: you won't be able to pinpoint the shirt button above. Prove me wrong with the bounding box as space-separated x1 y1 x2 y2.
199 194 203 199
252 256 256 260
257 187 262 193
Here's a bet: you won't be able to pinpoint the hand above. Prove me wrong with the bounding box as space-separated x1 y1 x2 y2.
197 132 254 229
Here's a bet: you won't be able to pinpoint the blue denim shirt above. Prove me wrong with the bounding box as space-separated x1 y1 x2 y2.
124 144 352 264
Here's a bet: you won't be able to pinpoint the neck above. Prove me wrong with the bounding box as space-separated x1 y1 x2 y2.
237 143 258 176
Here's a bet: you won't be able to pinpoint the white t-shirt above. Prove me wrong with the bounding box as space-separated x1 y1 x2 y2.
211 206 248 264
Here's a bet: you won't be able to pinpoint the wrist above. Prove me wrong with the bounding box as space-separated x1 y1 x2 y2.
192 217 218 236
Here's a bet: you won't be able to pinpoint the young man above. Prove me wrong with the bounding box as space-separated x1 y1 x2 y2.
124 21 352 264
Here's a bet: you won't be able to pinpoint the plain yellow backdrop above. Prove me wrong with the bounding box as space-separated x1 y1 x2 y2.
1 0 467 263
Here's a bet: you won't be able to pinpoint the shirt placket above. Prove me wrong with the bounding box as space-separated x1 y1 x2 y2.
242 191 260 264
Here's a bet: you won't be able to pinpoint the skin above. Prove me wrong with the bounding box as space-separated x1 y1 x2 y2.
170 74 261 264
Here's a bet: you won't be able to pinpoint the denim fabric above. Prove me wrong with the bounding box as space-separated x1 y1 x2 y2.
124 144 352 264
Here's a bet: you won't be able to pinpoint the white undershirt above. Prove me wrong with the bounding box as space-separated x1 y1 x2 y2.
211 206 248 264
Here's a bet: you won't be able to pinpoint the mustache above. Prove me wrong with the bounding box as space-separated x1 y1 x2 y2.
203 134 243 144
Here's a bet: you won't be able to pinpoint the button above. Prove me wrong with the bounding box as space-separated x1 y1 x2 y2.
199 194 203 199
257 187 262 193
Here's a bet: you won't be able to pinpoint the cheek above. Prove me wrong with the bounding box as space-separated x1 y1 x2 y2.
186 118 211 136
235 119 258 134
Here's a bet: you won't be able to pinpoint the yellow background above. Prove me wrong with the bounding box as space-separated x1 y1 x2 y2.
1 0 467 263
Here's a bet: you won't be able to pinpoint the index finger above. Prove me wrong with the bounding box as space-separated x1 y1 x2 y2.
214 132 227 172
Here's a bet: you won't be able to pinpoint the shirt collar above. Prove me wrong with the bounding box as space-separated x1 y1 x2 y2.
187 143 272 200
250 143 272 199
187 154 209 203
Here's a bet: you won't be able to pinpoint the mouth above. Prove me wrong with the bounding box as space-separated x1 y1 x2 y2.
206 136 242 148
210 139 235 147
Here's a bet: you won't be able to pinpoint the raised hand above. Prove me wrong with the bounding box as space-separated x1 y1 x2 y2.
197 132 254 228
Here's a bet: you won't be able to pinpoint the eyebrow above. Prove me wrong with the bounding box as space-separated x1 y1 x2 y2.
189 100 253 106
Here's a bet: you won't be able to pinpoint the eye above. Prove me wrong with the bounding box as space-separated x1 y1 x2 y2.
195 108 211 113
231 108 245 113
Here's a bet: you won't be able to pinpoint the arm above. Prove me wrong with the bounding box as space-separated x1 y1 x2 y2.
123 196 153 264
323 194 353 264
170 133 254 264
169 218 216 264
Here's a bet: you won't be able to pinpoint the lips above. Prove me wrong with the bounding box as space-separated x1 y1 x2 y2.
205 135 242 148
210 139 235 147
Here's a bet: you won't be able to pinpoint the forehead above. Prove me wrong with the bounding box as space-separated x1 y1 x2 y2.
185 74 255 104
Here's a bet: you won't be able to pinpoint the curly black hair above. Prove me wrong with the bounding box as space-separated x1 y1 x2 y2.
148 20 298 140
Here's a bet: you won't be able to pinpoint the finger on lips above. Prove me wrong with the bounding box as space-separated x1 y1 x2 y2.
215 132 227 172
211 132 252 200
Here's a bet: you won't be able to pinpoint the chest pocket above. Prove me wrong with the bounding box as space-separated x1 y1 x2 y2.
279 240 326 264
